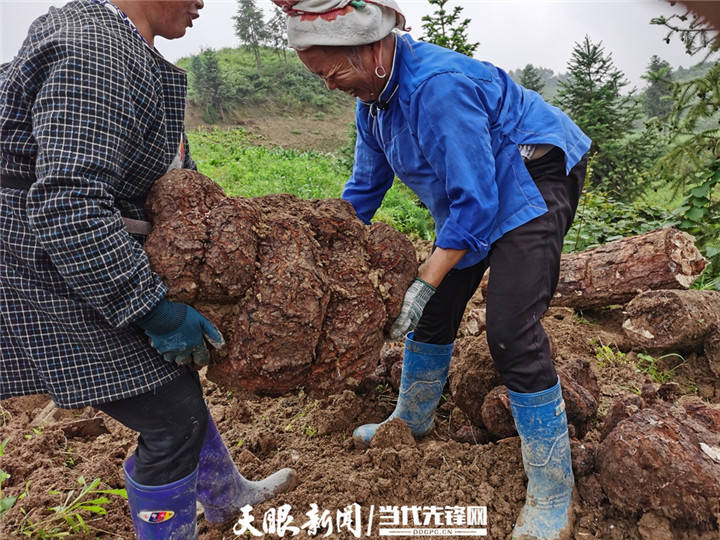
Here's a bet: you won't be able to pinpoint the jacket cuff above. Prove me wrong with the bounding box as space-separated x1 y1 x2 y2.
436 219 489 256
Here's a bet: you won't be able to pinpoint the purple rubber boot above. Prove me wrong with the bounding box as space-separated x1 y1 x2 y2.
123 455 198 540
196 416 297 523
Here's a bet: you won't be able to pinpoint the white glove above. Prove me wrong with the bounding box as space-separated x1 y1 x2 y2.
389 278 436 340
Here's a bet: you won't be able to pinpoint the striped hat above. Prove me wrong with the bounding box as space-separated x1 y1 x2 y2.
272 0 407 50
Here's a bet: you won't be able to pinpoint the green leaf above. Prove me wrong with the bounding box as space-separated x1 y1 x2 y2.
78 504 107 515
97 488 127 498
0 495 17 517
706 245 720 257
65 515 78 531
83 496 110 505
75 513 88 532
690 184 711 198
685 207 706 221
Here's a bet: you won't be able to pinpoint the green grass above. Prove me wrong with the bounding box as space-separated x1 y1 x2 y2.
189 128 345 199
188 127 434 239
190 126 709 253
565 188 677 253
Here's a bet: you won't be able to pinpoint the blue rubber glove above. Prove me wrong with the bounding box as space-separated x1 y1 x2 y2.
389 278 437 340
136 297 225 368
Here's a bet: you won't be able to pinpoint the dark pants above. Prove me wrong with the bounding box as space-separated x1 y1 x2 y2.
98 370 208 485
414 147 587 393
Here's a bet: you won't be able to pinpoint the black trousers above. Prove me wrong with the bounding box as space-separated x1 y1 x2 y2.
98 370 208 485
414 147 587 393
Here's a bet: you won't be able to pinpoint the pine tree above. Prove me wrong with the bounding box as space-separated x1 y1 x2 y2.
651 11 720 284
189 48 232 123
643 55 673 118
420 0 479 57
233 0 269 69
554 36 648 196
518 64 545 94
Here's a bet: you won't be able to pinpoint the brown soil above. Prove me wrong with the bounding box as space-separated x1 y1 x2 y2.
2 283 718 539
186 104 356 153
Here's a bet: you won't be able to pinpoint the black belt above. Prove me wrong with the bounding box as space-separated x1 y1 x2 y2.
0 173 33 190
1 173 153 236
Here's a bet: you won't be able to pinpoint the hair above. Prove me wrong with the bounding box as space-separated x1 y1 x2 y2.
337 33 394 70
340 44 370 71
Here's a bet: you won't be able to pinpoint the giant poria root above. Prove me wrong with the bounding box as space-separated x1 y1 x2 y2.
596 388 720 526
144 169 416 396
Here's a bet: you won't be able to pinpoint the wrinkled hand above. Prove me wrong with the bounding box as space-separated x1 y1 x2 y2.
389 278 436 340
136 298 225 368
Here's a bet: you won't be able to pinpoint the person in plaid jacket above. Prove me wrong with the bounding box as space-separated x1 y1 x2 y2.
0 1 295 537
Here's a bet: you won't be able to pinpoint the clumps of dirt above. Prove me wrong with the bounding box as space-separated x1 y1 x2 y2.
2 296 719 539
448 335 501 429
314 390 363 436
447 333 599 441
370 418 416 449
0 395 133 539
479 386 515 439
144 169 416 397
185 105 356 154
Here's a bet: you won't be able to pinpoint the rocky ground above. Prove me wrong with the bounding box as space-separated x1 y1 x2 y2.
1 255 719 539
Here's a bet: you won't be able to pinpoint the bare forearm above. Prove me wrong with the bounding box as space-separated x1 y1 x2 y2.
418 247 468 288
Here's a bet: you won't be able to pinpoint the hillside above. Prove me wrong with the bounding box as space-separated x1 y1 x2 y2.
179 46 356 152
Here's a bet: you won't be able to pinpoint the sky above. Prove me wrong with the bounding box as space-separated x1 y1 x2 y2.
0 0 713 89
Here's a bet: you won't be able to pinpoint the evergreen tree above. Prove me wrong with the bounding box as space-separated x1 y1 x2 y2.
518 64 545 94
190 48 232 123
266 7 288 60
554 36 649 196
643 55 673 118
420 0 479 57
651 11 720 286
233 0 269 69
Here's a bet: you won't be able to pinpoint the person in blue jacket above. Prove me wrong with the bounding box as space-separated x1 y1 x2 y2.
0 1 295 537
275 0 590 538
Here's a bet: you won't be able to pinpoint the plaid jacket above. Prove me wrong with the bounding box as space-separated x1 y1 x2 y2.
0 0 196 408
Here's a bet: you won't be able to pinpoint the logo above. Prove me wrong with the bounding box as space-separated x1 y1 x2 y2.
138 510 175 523
233 504 488 537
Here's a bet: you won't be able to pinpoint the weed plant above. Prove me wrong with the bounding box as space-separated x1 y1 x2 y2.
19 476 125 538
594 342 627 368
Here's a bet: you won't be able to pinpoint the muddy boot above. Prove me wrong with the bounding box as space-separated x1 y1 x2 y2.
123 455 198 540
353 333 453 448
196 415 297 524
508 378 575 540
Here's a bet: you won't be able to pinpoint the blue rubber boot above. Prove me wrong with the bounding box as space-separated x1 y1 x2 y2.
353 333 454 448
196 416 297 523
507 379 575 540
123 455 198 540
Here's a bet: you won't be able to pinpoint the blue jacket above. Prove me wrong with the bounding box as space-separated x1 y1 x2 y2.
343 34 591 269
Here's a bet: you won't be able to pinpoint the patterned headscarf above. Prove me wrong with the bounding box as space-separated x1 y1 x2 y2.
272 0 407 50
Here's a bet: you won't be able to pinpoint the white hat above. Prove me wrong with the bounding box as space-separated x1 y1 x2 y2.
272 0 406 50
